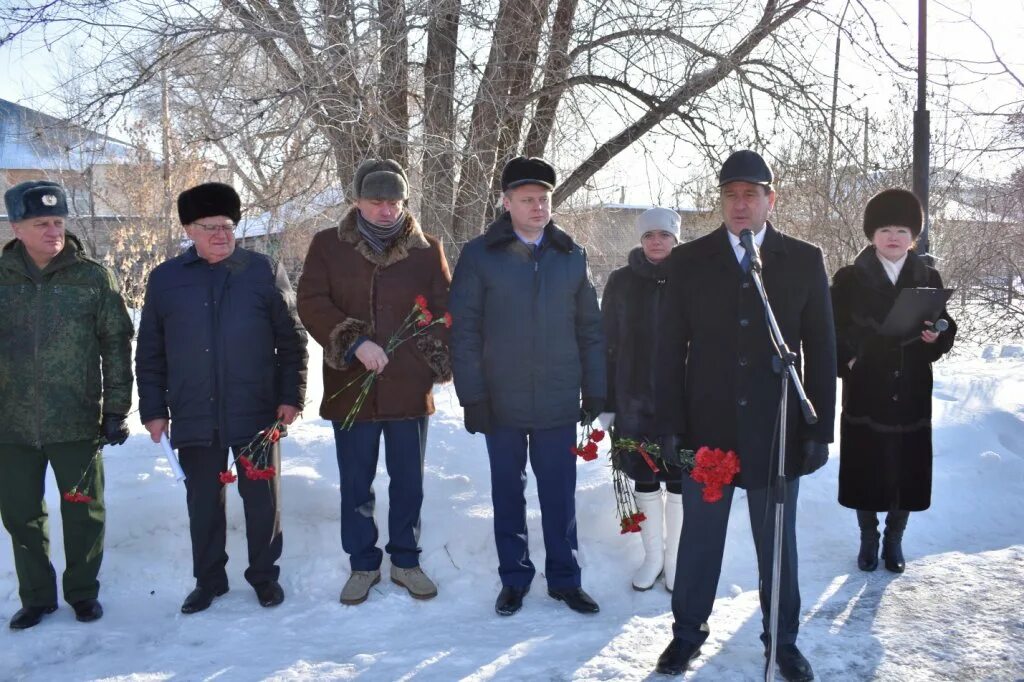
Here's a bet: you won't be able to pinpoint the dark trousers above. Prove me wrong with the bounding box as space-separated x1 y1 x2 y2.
332 417 428 571
671 476 801 646
484 423 580 590
178 440 282 590
0 440 104 607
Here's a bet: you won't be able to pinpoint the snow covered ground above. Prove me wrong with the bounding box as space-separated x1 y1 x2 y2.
1 342 1022 681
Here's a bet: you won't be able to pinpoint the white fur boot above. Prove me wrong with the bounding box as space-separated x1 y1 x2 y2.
663 491 683 592
631 490 665 591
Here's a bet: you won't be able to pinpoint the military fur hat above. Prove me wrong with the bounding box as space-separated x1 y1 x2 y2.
4 180 69 222
863 188 923 239
636 207 681 241
501 156 557 191
177 182 242 225
353 159 409 200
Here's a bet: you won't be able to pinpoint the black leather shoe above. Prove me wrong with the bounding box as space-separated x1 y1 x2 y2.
768 643 814 682
655 638 701 675
72 598 103 623
547 587 599 614
495 585 529 616
255 580 285 607
881 539 905 573
9 604 57 630
858 534 879 571
181 585 229 614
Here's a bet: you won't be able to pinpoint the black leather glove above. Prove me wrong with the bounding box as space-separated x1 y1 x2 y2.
799 439 829 476
100 413 130 446
464 402 492 435
579 397 604 426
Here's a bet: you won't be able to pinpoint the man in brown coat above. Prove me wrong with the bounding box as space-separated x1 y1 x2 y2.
297 160 451 605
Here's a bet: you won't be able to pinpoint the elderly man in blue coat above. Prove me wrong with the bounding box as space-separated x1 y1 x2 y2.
136 183 307 615
449 156 606 617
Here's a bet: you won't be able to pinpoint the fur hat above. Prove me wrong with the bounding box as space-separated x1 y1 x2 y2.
501 156 556 191
636 207 681 241
177 182 241 225
718 149 773 187
863 188 923 239
354 159 409 200
4 180 69 222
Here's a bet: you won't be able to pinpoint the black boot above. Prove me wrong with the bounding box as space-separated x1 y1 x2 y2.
881 510 909 573
655 638 701 675
856 510 879 572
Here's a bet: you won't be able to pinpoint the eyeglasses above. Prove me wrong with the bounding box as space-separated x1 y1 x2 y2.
192 222 235 233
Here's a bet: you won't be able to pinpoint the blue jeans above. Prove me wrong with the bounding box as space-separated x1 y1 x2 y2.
332 417 428 571
484 423 581 589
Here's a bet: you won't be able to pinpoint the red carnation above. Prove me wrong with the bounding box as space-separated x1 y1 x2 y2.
443 312 453 328
219 471 237 484
238 455 253 470
417 310 434 327
631 511 647 524
62 491 77 503
589 429 605 443
266 428 281 443
581 441 599 461
415 295 428 311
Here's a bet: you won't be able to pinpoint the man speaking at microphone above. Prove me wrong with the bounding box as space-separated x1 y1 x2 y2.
655 150 836 680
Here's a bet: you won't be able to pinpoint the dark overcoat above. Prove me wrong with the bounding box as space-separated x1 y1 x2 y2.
136 246 308 449
831 246 956 511
449 213 605 430
666 224 837 490
602 247 685 482
296 208 451 422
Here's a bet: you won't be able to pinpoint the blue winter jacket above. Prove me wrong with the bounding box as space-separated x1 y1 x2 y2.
136 246 308 448
449 214 605 429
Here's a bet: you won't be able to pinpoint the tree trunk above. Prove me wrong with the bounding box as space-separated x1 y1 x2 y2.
378 0 409 166
523 0 578 158
421 0 461 251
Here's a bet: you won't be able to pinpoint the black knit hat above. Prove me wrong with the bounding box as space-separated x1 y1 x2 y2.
718 150 773 187
353 159 409 200
863 188 923 239
4 180 69 221
177 182 241 225
501 156 556 191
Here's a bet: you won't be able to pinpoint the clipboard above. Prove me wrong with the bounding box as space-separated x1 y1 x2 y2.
877 287 954 337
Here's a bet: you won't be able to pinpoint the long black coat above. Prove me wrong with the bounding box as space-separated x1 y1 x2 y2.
136 246 308 449
831 246 956 512
666 224 837 490
602 247 684 482
449 214 605 429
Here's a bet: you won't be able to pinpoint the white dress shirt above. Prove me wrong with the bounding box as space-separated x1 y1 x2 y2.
876 252 907 285
727 224 767 264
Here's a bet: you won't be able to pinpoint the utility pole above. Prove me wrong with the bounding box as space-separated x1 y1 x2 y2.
912 0 930 258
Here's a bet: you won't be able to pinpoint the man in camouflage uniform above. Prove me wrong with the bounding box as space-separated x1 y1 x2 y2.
0 181 133 630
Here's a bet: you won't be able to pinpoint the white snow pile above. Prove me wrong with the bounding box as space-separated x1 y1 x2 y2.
1 343 1022 680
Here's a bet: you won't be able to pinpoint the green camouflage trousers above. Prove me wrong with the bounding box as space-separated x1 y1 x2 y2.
0 440 105 607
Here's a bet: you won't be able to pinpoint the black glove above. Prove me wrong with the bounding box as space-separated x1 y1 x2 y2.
464 402 492 435
100 413 130 446
580 397 604 426
799 439 829 476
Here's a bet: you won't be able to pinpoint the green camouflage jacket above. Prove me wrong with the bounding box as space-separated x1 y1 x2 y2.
0 233 134 446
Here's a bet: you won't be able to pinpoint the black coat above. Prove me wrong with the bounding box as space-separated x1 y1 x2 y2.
602 247 685 482
136 246 308 448
831 246 956 511
666 224 837 490
449 213 605 429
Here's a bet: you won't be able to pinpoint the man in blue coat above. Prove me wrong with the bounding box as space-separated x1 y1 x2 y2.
136 183 307 615
654 151 836 680
449 157 605 617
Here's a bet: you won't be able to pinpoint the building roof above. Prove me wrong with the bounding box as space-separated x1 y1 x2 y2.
235 185 346 238
0 98 132 172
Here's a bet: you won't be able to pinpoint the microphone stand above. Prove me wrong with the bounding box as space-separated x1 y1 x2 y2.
746 252 818 682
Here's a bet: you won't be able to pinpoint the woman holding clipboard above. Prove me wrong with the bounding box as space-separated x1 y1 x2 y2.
830 189 956 574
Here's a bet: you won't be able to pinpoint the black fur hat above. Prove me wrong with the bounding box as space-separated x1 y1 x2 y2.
177 182 242 225
501 156 556 191
4 180 69 221
353 159 409 200
863 188 923 239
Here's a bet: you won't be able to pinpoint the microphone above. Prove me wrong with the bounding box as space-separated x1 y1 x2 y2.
738 228 763 273
933 319 949 333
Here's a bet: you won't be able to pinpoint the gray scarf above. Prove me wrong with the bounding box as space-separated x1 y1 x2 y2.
356 210 407 254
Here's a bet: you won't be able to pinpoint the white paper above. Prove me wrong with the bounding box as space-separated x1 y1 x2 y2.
159 433 187 482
